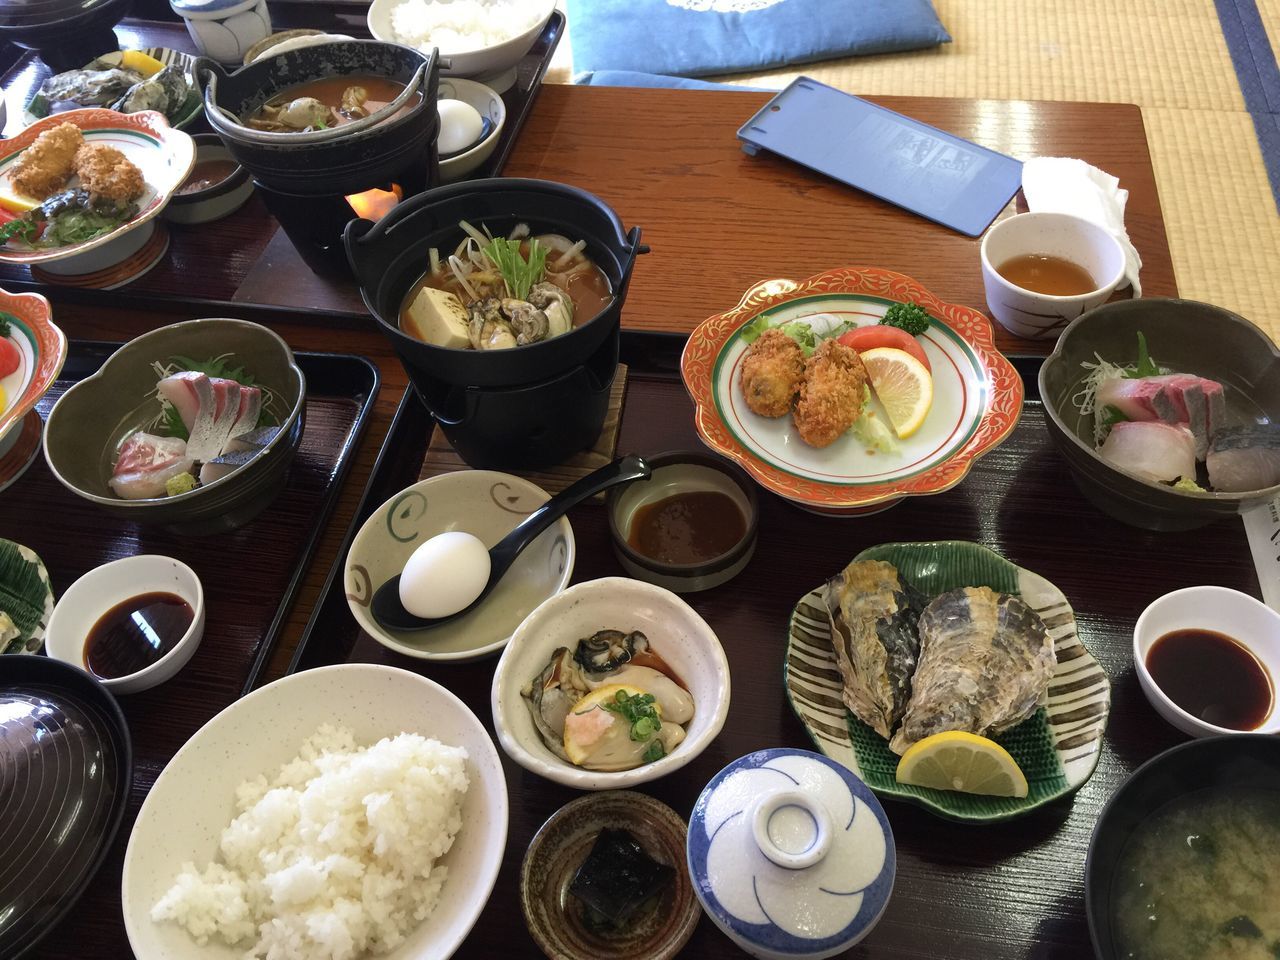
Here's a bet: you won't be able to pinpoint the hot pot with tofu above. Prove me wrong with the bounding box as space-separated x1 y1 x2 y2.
345 178 645 468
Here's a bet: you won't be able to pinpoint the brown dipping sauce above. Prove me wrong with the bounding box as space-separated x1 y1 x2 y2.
996 254 1097 296
177 158 239 195
628 490 746 565
84 591 195 680
1146 628 1274 730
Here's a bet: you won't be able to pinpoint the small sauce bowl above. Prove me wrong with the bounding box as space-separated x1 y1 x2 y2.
1133 585 1280 737
606 451 758 594
44 555 206 695
162 133 252 226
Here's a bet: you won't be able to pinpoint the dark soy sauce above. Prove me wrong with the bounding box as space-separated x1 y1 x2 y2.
84 592 195 680
628 491 746 565
1146 629 1274 730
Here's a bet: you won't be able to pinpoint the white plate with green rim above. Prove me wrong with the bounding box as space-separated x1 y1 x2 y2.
784 540 1111 823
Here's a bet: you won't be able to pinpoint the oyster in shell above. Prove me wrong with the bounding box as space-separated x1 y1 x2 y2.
40 68 139 108
113 65 192 117
823 559 925 740
888 586 1056 755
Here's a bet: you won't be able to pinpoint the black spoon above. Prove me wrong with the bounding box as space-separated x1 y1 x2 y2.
371 454 652 632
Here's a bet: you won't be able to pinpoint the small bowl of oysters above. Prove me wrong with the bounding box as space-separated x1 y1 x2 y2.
490 577 731 790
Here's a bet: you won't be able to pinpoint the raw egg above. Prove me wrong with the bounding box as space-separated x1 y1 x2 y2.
436 99 484 155
398 530 491 620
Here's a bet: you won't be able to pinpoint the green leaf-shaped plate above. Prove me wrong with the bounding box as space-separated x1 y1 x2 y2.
784 540 1110 823
0 538 54 654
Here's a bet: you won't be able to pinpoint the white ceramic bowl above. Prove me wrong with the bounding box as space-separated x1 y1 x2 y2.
491 577 731 790
979 211 1127 340
367 0 554 92
344 470 574 661
44 555 204 695
122 664 508 959
438 77 506 182
1133 585 1280 737
163 135 253 225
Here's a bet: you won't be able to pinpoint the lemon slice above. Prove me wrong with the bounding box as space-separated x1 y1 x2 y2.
895 731 1029 798
859 347 934 439
119 50 166 77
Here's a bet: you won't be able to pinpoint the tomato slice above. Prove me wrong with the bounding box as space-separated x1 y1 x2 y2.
837 326 930 371
0 338 20 379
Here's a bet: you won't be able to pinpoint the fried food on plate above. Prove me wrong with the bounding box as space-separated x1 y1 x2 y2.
73 143 146 204
793 339 868 448
740 327 805 418
11 123 84 200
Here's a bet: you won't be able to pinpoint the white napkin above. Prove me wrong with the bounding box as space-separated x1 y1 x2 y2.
1021 157 1143 297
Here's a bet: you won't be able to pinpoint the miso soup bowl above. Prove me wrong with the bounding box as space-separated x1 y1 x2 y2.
1132 585 1280 738
1085 735 1280 959
980 212 1126 340
491 577 731 790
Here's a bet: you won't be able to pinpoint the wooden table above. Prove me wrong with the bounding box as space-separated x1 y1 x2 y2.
3 40 1193 959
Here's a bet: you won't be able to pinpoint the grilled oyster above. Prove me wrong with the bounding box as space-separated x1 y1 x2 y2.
39 68 139 108
113 65 192 117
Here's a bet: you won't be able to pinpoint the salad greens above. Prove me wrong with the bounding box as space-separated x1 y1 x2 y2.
0 188 137 249
740 314 856 357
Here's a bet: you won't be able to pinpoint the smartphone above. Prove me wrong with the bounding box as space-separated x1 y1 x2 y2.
738 77 1023 237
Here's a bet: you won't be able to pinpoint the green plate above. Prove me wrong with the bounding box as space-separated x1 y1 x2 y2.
0 538 54 654
784 540 1110 823
25 48 202 131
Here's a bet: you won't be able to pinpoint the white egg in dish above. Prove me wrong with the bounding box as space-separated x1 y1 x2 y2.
399 530 491 619
436 99 484 155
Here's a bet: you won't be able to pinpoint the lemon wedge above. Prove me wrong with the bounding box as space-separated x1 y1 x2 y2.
0 181 42 215
0 384 7 412
895 731 1029 798
119 50 165 77
859 346 934 439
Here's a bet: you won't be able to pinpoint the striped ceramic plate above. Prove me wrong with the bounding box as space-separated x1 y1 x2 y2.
25 48 202 130
784 540 1110 823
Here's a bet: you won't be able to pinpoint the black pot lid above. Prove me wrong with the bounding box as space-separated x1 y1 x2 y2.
0 655 132 959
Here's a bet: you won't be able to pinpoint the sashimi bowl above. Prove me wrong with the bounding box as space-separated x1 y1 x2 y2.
681 267 1023 516
43 317 305 535
0 288 66 492
1040 298 1280 531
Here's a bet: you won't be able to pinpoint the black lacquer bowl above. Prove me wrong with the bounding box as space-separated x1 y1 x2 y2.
1085 735 1280 959
0 0 131 72
198 40 439 195
0 655 132 959
345 178 645 469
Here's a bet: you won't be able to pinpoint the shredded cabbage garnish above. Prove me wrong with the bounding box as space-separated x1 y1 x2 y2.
849 385 900 454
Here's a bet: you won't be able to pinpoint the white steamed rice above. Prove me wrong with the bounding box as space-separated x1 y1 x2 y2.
151 725 470 960
389 0 545 54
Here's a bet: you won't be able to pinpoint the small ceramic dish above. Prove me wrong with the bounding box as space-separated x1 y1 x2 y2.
606 450 758 594
681 266 1023 516
784 540 1111 823
122 663 508 960
979 211 1127 340
521 791 700 960
1133 585 1280 737
244 29 352 64
43 317 306 535
491 576 731 790
162 133 252 225
24 47 203 130
44 555 205 695
437 77 505 182
0 538 55 654
0 287 66 492
344 470 574 661
0 655 132 959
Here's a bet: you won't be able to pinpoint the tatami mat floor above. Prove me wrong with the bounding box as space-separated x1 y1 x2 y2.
549 0 1280 341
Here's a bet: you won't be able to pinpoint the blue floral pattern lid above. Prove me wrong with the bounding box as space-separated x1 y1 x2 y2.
687 748 895 958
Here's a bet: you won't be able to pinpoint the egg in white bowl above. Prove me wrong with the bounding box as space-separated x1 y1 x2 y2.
436 77 506 182
491 576 731 790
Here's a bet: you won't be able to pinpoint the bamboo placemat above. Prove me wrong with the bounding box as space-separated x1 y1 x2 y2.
418 364 629 497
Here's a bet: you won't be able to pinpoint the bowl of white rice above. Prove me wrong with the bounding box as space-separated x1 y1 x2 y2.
121 664 508 960
368 0 556 92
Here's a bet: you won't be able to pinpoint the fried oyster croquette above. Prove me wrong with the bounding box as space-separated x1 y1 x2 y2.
11 123 84 199
72 143 146 204
740 327 805 418
793 339 869 448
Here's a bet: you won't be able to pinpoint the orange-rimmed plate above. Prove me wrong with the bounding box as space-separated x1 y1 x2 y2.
0 109 195 265
681 267 1023 515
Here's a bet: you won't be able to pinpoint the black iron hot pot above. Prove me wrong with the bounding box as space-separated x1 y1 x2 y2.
197 40 439 195
345 178 645 469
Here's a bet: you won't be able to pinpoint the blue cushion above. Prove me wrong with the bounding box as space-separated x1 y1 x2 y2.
565 0 950 78
573 69 767 91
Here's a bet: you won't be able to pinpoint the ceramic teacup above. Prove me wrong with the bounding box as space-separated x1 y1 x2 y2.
980 212 1126 340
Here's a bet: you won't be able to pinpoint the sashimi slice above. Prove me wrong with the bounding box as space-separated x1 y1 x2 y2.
1096 374 1225 459
186 377 241 461
1096 377 1180 422
227 386 261 442
1099 421 1196 483
110 431 195 500
1207 424 1280 492
156 371 213 434
198 448 260 487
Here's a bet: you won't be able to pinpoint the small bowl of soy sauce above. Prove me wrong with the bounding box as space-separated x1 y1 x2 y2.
45 555 205 695
606 451 758 594
1133 585 1280 737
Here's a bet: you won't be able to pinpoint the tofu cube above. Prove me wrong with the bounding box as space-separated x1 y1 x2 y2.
403 286 471 348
